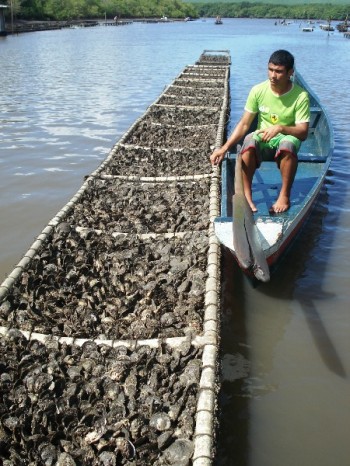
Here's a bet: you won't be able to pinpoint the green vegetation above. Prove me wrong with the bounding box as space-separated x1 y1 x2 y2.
187 0 348 4
6 0 198 21
192 2 350 20
5 0 350 21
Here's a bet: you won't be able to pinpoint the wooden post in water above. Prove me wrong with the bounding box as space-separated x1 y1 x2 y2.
0 4 8 36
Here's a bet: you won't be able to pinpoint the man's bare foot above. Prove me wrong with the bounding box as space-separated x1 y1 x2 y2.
269 195 290 214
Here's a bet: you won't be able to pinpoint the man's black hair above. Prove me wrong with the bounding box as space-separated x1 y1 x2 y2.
269 50 294 71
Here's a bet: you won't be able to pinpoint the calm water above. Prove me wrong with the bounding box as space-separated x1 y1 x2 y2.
1 18 350 466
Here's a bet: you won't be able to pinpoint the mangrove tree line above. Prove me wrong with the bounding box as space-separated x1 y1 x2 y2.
4 0 350 21
195 2 349 20
5 0 198 21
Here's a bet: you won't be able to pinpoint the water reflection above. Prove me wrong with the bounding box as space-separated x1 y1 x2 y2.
216 172 347 464
263 186 346 378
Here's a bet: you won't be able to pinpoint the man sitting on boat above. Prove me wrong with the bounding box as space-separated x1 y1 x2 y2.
210 49 310 214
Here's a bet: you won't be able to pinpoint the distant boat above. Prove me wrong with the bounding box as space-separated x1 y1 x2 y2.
320 23 334 31
302 27 314 32
337 23 348 32
215 16 223 25
337 16 348 32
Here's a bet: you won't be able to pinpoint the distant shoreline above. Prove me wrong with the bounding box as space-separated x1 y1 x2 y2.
4 16 346 35
4 18 191 34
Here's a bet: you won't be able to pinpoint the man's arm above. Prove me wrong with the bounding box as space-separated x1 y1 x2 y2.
210 111 256 165
256 121 309 143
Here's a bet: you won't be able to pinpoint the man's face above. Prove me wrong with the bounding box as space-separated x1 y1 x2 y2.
268 62 293 88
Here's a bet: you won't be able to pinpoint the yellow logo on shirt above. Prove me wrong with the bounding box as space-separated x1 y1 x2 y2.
270 113 279 124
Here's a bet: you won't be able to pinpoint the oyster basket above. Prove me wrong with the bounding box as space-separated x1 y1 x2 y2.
0 50 231 465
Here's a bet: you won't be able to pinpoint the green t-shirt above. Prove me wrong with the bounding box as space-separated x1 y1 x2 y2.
245 80 310 130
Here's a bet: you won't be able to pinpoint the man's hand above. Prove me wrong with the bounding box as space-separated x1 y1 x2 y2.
256 125 282 142
210 148 226 165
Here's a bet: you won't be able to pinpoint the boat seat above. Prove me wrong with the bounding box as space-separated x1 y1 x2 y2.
228 150 326 163
309 106 322 134
298 153 327 162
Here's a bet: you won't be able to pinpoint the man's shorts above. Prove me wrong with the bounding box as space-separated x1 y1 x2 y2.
241 131 301 167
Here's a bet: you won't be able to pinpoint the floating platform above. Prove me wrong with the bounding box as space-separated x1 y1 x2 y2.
99 21 133 27
0 50 231 465
4 19 132 34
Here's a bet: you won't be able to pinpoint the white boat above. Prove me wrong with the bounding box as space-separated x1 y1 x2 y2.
320 23 334 31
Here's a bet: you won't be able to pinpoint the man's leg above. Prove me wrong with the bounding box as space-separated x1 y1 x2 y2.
241 148 258 212
270 150 298 213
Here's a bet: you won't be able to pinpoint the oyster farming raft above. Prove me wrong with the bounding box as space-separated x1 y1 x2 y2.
0 51 231 465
